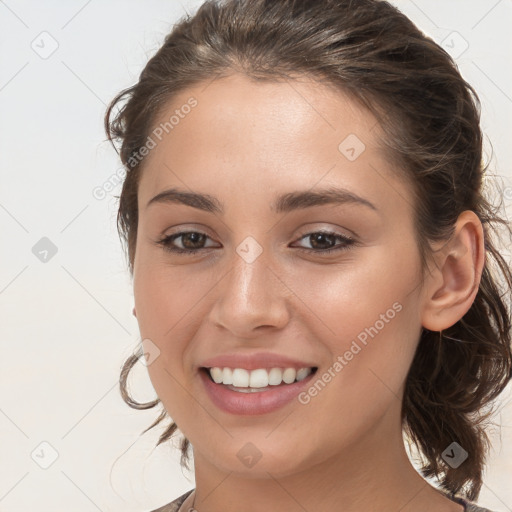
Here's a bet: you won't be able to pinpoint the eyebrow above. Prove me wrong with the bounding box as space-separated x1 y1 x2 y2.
145 186 378 214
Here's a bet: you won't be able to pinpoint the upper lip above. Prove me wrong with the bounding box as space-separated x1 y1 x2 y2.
199 351 317 371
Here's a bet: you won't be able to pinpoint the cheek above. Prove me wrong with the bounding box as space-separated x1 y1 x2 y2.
289 241 421 340
133 251 210 341
132 257 204 402
289 244 422 399
133 265 199 427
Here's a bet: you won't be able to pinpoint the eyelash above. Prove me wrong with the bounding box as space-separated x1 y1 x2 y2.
155 230 357 255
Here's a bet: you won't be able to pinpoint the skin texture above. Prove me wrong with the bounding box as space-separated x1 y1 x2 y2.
132 73 485 512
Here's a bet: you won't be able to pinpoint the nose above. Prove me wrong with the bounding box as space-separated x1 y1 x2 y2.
208 248 291 338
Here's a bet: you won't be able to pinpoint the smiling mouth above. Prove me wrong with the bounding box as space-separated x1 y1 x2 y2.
200 366 318 390
198 365 320 414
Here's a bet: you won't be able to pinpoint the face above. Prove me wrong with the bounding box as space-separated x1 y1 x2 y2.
133 73 426 478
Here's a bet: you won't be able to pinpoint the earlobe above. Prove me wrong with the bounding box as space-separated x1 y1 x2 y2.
421 210 485 332
132 306 137 317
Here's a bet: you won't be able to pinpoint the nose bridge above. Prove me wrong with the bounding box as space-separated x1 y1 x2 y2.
232 244 271 305
209 236 289 333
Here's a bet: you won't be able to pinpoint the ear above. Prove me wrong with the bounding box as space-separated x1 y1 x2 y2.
421 210 485 331
132 306 137 317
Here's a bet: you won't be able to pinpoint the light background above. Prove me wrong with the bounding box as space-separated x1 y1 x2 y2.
0 1 511 511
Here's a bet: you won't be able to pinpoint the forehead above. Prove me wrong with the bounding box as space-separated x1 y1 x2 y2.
136 72 410 216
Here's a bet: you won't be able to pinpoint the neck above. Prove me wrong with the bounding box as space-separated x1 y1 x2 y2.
188 401 461 512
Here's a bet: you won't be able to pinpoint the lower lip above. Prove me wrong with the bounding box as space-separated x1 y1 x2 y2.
199 368 317 415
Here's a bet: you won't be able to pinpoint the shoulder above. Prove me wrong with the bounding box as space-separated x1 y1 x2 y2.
144 489 500 512
147 488 195 512
450 494 499 512
464 504 499 512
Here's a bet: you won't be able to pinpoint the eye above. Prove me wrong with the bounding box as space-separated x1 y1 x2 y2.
155 231 218 254
155 229 356 255
291 230 356 254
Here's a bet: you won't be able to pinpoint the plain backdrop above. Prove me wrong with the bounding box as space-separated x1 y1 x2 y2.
0 1 511 511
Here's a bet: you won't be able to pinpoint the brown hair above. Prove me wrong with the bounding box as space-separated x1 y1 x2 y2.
104 0 512 501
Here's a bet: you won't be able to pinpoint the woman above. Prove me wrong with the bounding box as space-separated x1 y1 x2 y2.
104 0 512 511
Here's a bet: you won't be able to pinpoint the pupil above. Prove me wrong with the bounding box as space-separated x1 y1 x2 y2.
184 232 205 248
311 233 334 249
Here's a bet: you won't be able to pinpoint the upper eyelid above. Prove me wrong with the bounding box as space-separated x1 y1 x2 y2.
162 221 355 238
164 228 355 247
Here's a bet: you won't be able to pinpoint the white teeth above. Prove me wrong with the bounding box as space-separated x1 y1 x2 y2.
210 367 223 384
296 367 311 382
282 368 296 384
268 368 282 385
249 368 269 388
208 366 314 387
223 367 233 385
232 368 249 387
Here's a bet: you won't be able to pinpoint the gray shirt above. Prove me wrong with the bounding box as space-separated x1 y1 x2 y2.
148 488 499 512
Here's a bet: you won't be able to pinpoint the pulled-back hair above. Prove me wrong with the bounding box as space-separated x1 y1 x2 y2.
104 0 512 501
